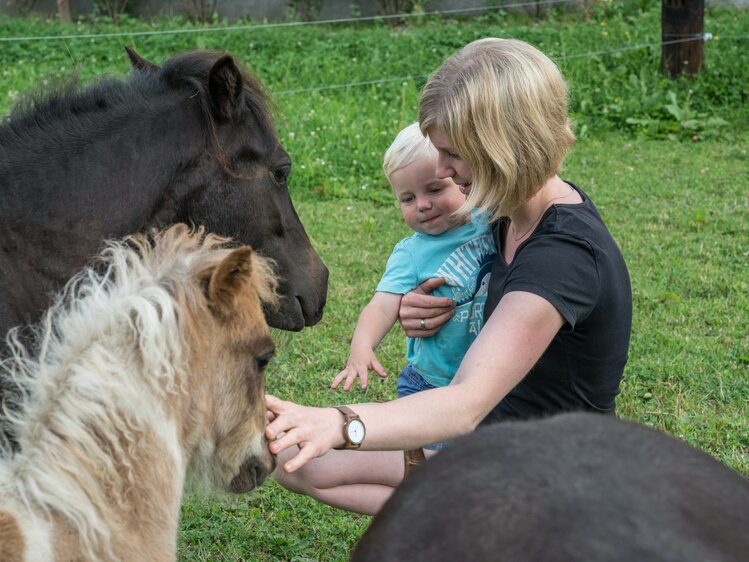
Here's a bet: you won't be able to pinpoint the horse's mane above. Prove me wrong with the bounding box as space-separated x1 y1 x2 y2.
1 72 156 156
0 50 276 173
0 224 276 559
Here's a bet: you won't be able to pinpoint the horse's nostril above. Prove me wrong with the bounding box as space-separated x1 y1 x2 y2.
249 463 260 488
229 457 260 493
254 458 274 487
297 294 325 327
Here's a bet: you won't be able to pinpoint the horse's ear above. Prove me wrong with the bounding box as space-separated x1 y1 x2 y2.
125 46 159 73
207 246 254 320
208 55 243 120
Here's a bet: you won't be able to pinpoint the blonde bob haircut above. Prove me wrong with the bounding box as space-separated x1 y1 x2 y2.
419 38 575 219
383 122 437 180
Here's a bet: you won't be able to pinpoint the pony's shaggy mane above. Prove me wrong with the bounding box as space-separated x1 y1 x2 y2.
0 224 277 559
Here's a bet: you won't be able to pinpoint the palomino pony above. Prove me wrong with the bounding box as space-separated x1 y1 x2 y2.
0 47 327 341
0 224 277 561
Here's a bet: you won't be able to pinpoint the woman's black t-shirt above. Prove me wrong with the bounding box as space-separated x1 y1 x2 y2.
481 182 632 424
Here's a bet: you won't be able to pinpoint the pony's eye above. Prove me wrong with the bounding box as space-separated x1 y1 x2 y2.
255 350 275 371
272 164 291 184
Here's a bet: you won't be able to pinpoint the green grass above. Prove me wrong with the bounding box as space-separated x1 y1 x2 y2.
177 128 749 559
179 483 370 561
0 2 747 560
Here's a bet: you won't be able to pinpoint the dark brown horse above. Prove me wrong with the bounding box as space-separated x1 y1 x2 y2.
0 47 327 343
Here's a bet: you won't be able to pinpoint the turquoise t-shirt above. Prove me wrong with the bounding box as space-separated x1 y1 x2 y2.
376 211 497 387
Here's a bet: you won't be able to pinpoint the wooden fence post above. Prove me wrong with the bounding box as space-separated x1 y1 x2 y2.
57 0 71 22
661 0 705 77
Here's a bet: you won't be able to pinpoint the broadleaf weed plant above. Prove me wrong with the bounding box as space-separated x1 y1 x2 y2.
625 90 730 140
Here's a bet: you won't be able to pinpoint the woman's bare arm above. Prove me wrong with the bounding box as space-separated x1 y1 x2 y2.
266 291 565 473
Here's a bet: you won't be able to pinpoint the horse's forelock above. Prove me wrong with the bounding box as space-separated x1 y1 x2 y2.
155 51 277 181
159 50 274 131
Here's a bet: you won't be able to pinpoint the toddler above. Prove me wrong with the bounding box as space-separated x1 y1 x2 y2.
331 123 496 451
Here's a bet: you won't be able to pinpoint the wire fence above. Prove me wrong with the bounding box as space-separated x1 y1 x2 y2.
0 0 571 43
1 3 746 99
274 34 727 96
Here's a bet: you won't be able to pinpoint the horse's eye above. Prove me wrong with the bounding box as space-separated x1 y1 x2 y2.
255 350 274 371
272 164 291 184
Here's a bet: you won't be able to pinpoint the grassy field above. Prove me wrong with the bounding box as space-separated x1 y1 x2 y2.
1 1 747 560
175 130 749 561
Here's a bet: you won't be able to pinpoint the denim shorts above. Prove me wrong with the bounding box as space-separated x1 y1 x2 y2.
396 364 444 451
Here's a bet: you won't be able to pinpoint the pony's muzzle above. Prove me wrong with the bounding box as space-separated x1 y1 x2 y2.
229 454 275 493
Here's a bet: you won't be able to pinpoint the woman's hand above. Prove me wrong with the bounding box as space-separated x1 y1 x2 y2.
265 394 343 473
398 277 456 337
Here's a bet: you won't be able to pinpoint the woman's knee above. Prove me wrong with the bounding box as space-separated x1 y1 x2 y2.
273 465 310 495
272 448 405 497
272 451 329 496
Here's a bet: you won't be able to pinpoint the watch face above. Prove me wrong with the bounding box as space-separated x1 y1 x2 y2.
347 419 365 444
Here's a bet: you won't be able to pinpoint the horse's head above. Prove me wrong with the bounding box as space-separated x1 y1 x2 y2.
127 48 328 332
164 226 279 493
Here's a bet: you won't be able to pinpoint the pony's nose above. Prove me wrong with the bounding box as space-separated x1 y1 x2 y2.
229 456 274 493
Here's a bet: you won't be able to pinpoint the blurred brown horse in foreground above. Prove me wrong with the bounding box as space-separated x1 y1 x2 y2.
354 413 749 562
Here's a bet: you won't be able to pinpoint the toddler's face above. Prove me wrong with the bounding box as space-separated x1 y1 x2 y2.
390 157 467 236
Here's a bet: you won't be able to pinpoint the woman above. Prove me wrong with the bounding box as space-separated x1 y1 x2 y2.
265 37 632 516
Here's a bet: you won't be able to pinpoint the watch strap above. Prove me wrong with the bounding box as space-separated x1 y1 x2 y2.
334 405 359 420
333 405 362 450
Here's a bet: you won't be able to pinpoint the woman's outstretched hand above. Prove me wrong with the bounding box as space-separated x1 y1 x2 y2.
265 394 343 473
398 277 456 337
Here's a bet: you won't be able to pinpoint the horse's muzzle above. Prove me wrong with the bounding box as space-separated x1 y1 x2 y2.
229 454 276 493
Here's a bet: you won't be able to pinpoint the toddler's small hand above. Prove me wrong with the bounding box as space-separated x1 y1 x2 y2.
331 366 368 391
331 350 388 391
